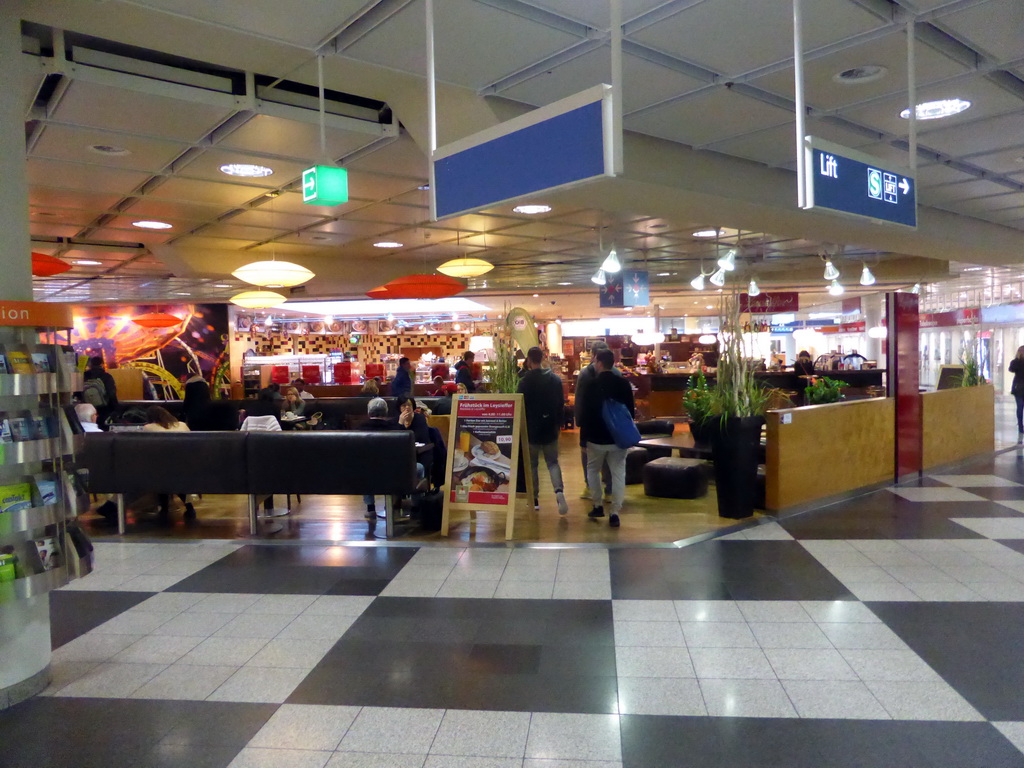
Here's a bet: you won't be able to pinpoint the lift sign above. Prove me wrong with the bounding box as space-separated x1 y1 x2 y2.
802 137 916 228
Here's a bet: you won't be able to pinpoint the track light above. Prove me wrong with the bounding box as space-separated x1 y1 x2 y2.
828 279 845 296
717 248 736 271
591 269 607 286
690 272 706 291
600 248 622 273
748 278 760 297
823 259 840 280
911 282 921 294
709 267 727 287
860 265 876 286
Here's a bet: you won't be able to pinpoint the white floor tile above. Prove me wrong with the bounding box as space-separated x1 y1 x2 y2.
54 662 166 698
423 757 521 768
246 638 335 669
304 595 374 616
828 566 899 584
326 753 427 768
818 622 908 650
381 579 444 597
494 581 554 599
112 634 203 664
90 610 178 635
429 709 531 758
276 613 358 641
339 707 445 755
681 621 758 649
522 761 621 768
930 474 1021 488
391 565 457 582
245 595 319 615
151 611 236 637
698 678 798 718
39 660 99 695
689 647 776 679
214 612 295 639
446 565 508 581
551 582 611 600
500 566 559 582
612 600 678 622
616 677 707 716
799 601 881 624
673 600 744 623
207 666 309 703
408 547 465 566
228 748 332 768
248 703 361 752
764 648 858 681
436 580 499 598
993 722 1024 756
968 582 1024 600
839 649 943 682
614 620 685 647
889 487 988 503
951 518 1024 539
735 601 812 624
524 713 621 762
615 646 696 678
130 663 237 700
129 592 206 614
865 680 985 721
51 633 144 663
782 680 890 719
846 583 922 602
186 593 262 614
178 636 269 666
905 582 986 601
110 574 189 592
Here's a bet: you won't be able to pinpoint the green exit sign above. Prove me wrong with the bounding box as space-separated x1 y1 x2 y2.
301 165 348 206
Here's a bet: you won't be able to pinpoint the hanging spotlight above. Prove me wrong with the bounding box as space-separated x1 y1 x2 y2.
828 279 845 296
600 248 622 273
860 264 876 286
717 248 737 271
748 278 760 297
709 267 727 287
911 283 921 294
690 272 706 291
823 259 840 280
591 269 607 286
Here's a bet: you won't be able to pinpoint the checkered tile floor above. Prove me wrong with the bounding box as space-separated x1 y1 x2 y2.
6 456 1024 766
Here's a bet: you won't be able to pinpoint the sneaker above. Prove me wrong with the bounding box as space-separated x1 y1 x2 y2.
556 491 569 516
183 503 197 521
533 499 540 511
588 505 605 519
609 513 620 528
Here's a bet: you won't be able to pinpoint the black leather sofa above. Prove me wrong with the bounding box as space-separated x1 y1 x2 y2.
82 430 419 536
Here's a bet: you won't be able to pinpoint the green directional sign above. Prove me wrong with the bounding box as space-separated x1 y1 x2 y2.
301 165 348 206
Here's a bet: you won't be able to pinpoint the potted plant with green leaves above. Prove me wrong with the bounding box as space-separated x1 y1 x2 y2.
959 344 986 387
683 369 714 444
804 376 847 405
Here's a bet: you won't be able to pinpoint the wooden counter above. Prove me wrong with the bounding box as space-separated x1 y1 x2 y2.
921 384 994 469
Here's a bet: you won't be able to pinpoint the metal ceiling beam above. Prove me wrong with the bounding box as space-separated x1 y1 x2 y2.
480 38 607 95
330 0 416 52
475 0 594 37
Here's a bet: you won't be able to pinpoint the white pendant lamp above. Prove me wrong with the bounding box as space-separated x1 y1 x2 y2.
860 264 876 286
600 248 622 273
631 331 666 346
748 278 760 297
698 334 718 344
230 290 287 308
591 269 607 285
437 257 493 278
823 259 840 280
828 279 845 296
717 248 737 271
232 260 314 288
911 282 921 294
690 272 706 291
709 267 727 287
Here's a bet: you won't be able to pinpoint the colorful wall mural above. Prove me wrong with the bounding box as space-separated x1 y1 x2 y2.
70 304 229 396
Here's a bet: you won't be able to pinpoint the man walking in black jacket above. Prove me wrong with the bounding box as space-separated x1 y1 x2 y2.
518 347 569 515
579 349 634 528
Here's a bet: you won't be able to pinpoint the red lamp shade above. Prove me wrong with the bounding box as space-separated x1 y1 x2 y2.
382 274 465 299
31 252 71 277
132 312 183 329
366 285 394 300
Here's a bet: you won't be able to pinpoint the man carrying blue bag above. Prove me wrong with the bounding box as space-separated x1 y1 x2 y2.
579 348 636 528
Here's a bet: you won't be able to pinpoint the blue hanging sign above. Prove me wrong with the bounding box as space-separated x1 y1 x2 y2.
801 137 916 228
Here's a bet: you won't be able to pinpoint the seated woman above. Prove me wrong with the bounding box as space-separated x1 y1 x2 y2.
360 379 380 396
396 395 430 444
142 406 195 522
281 387 306 418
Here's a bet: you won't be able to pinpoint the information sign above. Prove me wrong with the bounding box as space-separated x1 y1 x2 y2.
441 394 533 540
802 137 916 228
600 270 649 308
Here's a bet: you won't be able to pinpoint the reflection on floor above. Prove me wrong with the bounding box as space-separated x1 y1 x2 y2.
81 430 755 545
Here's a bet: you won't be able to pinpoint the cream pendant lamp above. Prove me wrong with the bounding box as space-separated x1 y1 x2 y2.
437 257 493 278
232 260 314 288
230 290 288 309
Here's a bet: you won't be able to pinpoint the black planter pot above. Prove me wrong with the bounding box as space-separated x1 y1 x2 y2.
689 419 714 446
708 416 764 520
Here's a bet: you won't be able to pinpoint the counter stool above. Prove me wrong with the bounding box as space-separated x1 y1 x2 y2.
625 446 651 485
643 457 708 499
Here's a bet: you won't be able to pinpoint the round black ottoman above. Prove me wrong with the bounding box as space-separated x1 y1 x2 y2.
643 457 709 499
625 446 651 485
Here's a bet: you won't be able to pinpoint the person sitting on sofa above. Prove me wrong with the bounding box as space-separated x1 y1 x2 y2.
143 406 195 522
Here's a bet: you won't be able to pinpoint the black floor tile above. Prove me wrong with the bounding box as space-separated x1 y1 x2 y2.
969 486 1024 503
869 601 1024 721
610 542 854 600
0 698 275 768
50 590 155 649
997 539 1024 556
620 716 1024 768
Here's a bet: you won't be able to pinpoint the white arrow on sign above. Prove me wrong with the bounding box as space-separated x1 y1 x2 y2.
899 178 910 195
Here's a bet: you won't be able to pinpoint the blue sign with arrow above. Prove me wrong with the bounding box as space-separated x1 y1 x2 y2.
802 137 916 228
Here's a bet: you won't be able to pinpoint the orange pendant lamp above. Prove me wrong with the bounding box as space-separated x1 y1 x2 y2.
366 285 394 300
132 312 183 329
31 252 72 277
378 274 465 300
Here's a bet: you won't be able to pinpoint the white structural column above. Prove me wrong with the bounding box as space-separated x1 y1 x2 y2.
0 14 32 301
864 293 885 366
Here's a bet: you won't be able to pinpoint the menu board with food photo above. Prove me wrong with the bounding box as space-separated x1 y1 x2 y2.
449 398 517 506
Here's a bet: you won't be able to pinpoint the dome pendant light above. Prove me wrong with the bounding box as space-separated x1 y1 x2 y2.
709 267 727 287
860 264 876 286
828 279 845 296
717 248 737 271
600 248 622 273
823 259 840 280
591 269 607 286
231 290 288 308
437 257 493 278
748 278 760 297
232 260 315 288
690 272 706 291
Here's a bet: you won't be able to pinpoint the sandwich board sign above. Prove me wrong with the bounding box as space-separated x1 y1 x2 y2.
441 393 534 540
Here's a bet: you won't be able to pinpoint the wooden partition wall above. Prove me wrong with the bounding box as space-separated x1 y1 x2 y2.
765 398 895 511
921 384 995 469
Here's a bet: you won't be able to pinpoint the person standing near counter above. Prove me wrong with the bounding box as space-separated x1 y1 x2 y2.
518 346 569 515
455 351 477 393
1010 346 1024 443
793 350 815 376
575 342 613 501
392 357 413 400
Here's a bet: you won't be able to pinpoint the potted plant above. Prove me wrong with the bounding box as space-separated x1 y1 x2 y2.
804 376 846 405
683 369 714 444
487 308 521 395
959 345 986 387
705 290 770 519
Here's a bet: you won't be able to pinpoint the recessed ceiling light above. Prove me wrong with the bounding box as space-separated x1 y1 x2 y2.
373 241 403 248
900 99 971 120
557 281 572 286
73 259 102 266
705 305 714 309
89 144 131 156
657 272 671 276
512 204 551 215
132 220 173 230
219 163 274 177
692 229 723 238
532 293 540 298
418 184 431 191
833 65 887 85
963 267 984 272
173 292 191 296
213 283 232 287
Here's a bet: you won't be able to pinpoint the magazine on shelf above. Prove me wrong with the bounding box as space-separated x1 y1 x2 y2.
7 348 33 374
0 415 12 443
0 482 33 514
8 416 32 442
33 476 58 506
31 352 51 373
0 352 9 374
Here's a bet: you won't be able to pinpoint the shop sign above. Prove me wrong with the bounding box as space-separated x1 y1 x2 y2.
739 292 799 313
980 303 1024 325
0 300 73 328
801 137 917 228
920 308 979 328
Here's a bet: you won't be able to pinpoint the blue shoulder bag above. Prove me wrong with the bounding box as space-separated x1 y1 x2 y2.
602 398 640 449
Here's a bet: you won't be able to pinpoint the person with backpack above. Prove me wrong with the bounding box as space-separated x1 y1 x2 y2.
517 346 569 516
82 356 118 430
579 348 635 528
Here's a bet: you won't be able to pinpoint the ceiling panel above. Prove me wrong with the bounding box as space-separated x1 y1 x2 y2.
347 173 423 201
346 203 430 226
86 226 177 245
950 191 1024 214
31 125 188 173
919 111 1024 158
27 158 150 195
521 0 674 28
123 0 369 48
502 48 706 115
625 89 793 148
343 0 583 89
344 134 428 179
267 190 369 217
305 219 396 238
217 114 382 162
227 209 331 230
496 221 591 239
936 0 1024 63
915 163 980 186
629 0 884 77
29 208 100 227
147 177 266 207
29 223 86 238
50 80 234 142
29 187 121 211
121 197 227 222
194 223 288 241
919 178 1017 205
749 31 968 112
962 145 1024 175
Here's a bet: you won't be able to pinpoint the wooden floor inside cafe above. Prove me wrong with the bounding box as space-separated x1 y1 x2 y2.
82 430 761 545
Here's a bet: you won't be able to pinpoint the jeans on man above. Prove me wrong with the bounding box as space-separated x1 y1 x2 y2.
586 441 626 514
580 444 611 495
528 440 564 499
